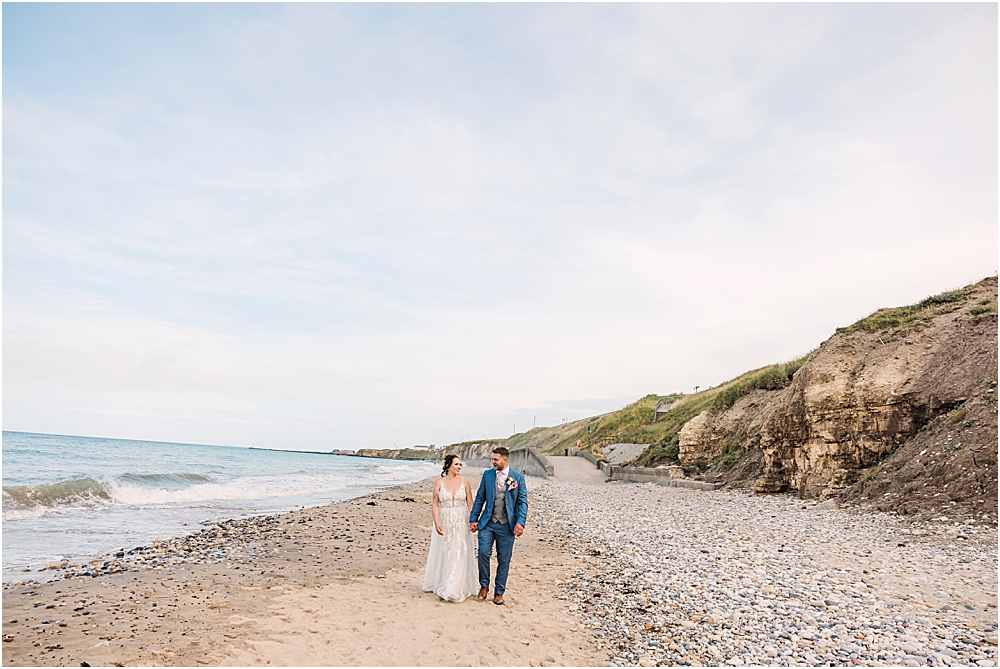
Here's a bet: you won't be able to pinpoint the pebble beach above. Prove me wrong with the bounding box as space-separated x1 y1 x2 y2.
2 466 997 666
532 478 998 667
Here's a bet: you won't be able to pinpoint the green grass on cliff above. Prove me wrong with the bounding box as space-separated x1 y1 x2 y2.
515 356 809 465
458 356 813 467
541 393 684 456
709 356 808 411
629 392 719 465
970 295 998 316
630 355 809 466
836 279 994 337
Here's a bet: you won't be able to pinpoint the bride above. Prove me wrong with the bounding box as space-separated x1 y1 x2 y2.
422 454 478 602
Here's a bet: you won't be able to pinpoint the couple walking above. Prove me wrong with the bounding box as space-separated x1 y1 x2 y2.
422 446 528 604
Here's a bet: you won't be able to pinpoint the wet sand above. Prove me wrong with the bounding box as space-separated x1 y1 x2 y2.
1 470 603 667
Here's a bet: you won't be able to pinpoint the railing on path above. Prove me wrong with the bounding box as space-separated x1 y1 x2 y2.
653 399 674 423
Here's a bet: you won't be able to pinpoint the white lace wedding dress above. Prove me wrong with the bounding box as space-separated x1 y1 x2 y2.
422 484 478 602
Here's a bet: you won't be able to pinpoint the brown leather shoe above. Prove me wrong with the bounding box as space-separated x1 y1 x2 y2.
477 587 489 600
493 594 504 606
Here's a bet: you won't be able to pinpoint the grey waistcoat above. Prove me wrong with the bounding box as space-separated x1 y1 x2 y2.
491 482 508 525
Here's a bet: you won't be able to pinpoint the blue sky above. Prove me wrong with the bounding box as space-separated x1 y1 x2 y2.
4 3 997 451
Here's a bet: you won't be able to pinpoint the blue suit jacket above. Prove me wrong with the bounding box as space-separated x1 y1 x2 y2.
470 468 528 534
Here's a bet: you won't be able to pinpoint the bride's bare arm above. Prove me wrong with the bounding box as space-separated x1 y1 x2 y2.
431 479 443 535
464 477 474 513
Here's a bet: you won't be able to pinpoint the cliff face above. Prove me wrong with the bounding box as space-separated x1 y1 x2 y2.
443 442 496 464
679 277 997 519
755 307 995 498
349 448 441 461
678 389 775 466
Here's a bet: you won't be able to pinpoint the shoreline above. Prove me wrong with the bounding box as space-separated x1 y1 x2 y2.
2 457 442 585
2 466 448 589
3 473 448 590
3 472 996 667
1 470 606 667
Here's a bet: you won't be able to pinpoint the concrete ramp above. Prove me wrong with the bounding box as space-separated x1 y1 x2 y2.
547 455 608 484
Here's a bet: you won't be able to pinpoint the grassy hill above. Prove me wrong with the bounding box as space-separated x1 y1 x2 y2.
455 356 808 465
450 277 996 470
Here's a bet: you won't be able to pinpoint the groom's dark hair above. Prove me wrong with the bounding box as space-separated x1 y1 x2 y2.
492 446 510 458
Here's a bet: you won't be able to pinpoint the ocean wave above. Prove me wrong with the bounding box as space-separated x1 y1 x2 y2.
3 477 112 510
2 473 212 511
368 464 438 480
3 463 438 522
2 505 62 521
105 478 344 506
117 472 214 485
2 474 352 517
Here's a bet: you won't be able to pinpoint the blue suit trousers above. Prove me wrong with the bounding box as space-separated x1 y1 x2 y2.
477 520 515 595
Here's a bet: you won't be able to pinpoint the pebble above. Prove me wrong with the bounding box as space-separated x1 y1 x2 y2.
529 478 998 668
4 515 283 587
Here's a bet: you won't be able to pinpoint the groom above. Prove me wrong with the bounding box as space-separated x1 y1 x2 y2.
469 446 528 605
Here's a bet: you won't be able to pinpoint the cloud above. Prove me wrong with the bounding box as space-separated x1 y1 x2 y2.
3 4 996 449
72 408 144 417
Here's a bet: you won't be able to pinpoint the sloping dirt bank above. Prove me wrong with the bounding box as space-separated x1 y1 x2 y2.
677 277 997 525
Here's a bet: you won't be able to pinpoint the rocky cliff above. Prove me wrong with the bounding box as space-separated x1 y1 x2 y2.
442 441 496 464
341 448 441 461
678 277 997 522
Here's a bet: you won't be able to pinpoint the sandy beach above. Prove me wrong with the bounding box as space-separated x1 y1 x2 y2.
3 459 997 667
1 469 603 667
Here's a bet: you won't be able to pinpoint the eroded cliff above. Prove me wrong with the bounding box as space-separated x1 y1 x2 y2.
679 277 997 520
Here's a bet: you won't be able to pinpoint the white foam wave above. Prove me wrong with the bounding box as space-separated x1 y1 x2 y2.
3 462 439 521
3 506 57 521
369 463 438 479
106 477 349 506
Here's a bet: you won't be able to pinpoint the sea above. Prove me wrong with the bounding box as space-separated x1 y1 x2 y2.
1 431 440 582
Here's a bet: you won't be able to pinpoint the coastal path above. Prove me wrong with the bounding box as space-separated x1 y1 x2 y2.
548 455 608 484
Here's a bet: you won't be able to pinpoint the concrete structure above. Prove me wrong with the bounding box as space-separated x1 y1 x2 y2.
567 447 722 491
547 455 608 484
653 399 674 422
457 444 554 478
601 443 649 464
510 446 555 478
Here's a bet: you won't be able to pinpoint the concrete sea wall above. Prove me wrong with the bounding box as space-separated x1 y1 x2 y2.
445 442 554 478
566 447 721 491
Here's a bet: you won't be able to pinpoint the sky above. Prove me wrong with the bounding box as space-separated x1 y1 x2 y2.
3 3 997 452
